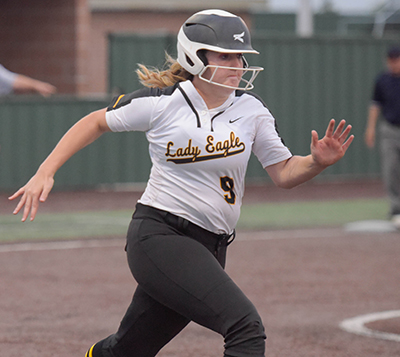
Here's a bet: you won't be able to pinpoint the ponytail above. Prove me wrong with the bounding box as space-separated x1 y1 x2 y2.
136 53 193 88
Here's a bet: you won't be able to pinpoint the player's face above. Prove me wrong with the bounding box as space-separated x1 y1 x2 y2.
202 51 245 88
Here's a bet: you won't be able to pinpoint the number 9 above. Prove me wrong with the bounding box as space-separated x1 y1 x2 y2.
220 176 236 204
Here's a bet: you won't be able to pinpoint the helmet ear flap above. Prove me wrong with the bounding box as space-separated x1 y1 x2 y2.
196 50 208 66
185 54 195 67
177 33 205 75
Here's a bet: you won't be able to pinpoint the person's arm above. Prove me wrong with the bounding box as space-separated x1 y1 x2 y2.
13 74 57 97
9 108 110 221
364 103 380 148
265 119 354 189
0 64 17 95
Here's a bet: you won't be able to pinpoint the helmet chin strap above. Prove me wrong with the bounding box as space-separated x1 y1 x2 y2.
198 65 264 91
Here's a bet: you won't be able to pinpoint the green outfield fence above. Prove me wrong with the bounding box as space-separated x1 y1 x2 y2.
1 34 398 192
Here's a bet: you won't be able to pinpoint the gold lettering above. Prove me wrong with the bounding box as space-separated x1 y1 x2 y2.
165 142 176 157
205 132 244 157
205 135 215 153
165 139 201 160
166 132 245 164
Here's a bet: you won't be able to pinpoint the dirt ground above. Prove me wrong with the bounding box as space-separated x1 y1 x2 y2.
0 178 388 215
1 179 400 357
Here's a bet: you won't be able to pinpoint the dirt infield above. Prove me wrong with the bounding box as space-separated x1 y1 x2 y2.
0 178 388 215
1 180 400 357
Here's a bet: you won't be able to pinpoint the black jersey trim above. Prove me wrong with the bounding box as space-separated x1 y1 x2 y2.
107 83 180 112
210 111 225 132
235 89 268 107
178 85 201 128
235 90 286 145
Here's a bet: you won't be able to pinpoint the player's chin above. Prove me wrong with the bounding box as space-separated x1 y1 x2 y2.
224 77 241 88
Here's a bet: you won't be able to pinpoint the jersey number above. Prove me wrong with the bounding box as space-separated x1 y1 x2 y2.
220 176 236 205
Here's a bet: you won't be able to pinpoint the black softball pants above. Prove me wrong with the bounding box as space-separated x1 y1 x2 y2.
93 204 266 357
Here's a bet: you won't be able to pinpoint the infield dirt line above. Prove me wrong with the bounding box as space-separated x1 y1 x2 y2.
340 310 400 343
0 227 389 253
0 238 123 253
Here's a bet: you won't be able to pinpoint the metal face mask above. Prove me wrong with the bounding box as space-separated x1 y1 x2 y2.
198 62 263 91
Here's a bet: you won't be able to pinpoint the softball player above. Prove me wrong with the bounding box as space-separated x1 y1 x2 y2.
10 9 354 357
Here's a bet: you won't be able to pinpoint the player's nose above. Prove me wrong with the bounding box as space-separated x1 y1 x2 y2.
229 54 244 69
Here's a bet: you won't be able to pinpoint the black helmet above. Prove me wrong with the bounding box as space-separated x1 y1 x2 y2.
177 9 263 90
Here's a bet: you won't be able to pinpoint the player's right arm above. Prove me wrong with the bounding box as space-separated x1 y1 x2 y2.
9 108 110 222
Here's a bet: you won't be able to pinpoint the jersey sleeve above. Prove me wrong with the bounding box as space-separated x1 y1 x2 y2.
252 111 292 168
105 88 159 132
0 64 17 96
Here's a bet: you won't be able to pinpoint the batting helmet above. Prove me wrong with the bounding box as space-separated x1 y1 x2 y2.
177 9 263 90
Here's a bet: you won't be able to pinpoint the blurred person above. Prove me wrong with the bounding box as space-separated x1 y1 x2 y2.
9 9 353 357
0 64 56 97
364 46 400 229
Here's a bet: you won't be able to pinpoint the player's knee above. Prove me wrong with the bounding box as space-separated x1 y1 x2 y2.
224 310 266 357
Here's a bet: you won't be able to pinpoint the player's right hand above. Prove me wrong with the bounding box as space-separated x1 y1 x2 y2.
8 170 54 222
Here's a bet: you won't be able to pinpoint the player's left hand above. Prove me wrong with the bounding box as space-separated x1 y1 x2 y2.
311 119 354 168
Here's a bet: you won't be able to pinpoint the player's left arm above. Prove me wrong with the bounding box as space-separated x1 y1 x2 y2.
9 108 110 221
265 119 354 189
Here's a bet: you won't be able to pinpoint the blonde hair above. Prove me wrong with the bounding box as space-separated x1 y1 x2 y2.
136 53 193 88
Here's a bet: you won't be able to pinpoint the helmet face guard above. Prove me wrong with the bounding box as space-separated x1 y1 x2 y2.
198 64 263 91
177 9 264 90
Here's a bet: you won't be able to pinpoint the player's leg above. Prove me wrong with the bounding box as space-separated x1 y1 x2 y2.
85 285 190 357
125 217 266 356
86 211 265 357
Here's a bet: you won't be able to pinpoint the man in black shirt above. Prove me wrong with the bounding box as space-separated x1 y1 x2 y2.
365 46 400 228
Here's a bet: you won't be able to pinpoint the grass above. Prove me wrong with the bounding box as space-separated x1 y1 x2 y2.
0 198 389 243
0 210 133 242
238 198 388 230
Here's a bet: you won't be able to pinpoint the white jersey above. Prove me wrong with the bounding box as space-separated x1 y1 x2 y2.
106 80 292 234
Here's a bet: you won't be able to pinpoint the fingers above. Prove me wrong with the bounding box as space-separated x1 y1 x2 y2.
8 187 24 202
16 191 42 222
325 118 336 137
11 191 27 216
22 194 33 222
39 178 54 203
328 119 354 147
332 119 346 139
9 177 53 221
28 194 41 222
338 124 352 145
342 134 355 152
311 130 319 147
9 187 27 217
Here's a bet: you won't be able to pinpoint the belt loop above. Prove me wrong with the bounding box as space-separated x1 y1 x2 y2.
226 229 236 246
215 229 236 256
177 216 190 231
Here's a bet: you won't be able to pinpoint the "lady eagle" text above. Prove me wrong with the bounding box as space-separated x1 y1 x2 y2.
165 131 245 164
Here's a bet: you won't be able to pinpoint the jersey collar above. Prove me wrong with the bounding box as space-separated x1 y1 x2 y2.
180 81 235 110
